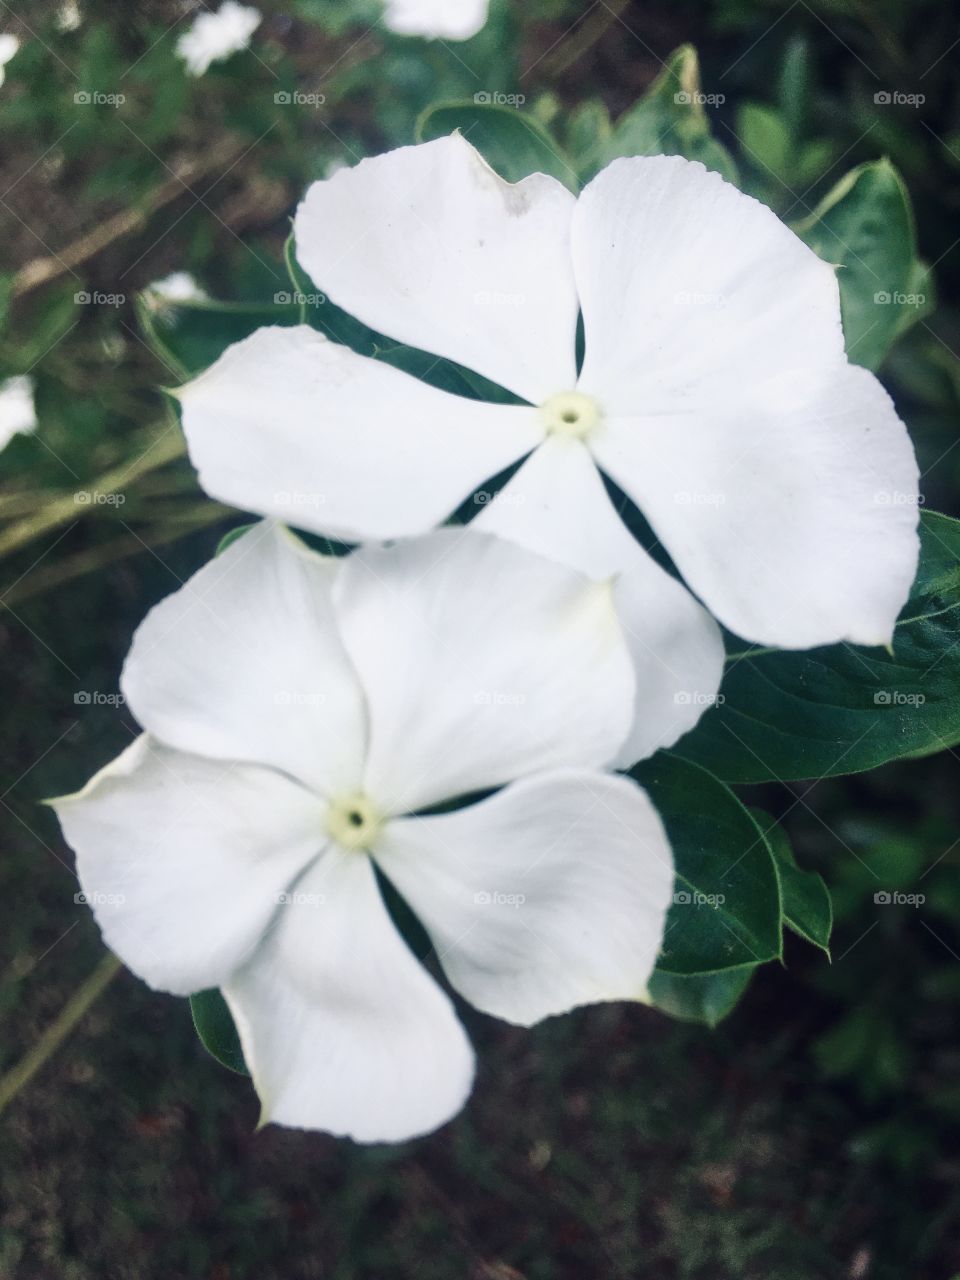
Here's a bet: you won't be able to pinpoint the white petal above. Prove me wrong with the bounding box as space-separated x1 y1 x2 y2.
175 1 260 76
177 325 540 542
122 521 366 796
573 155 844 412
376 769 674 1026
0 375 36 449
592 363 920 648
472 438 725 764
53 736 326 996
224 851 474 1142
383 0 489 39
294 135 579 403
332 529 636 814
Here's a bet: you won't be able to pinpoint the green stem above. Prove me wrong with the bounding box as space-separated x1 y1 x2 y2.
0 954 121 1117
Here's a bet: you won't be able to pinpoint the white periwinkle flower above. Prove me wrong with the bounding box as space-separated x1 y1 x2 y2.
383 0 489 40
0 33 20 86
178 134 920 671
53 523 675 1142
0 375 37 451
56 1 82 33
175 1 261 77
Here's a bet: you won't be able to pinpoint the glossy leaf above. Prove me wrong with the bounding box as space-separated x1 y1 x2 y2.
190 989 248 1076
416 100 577 189
796 159 918 370
599 44 739 185
678 511 960 784
751 809 832 955
632 754 782 976
647 965 755 1027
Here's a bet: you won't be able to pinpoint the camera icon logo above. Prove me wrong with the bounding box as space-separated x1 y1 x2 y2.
473 91 491 104
874 290 891 304
274 91 292 104
74 291 91 304
874 891 892 904
74 90 91 104
673 890 692 905
674 91 692 104
273 291 292 304
874 91 891 104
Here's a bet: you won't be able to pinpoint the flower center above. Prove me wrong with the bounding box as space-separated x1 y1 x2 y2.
326 792 382 852
540 391 602 441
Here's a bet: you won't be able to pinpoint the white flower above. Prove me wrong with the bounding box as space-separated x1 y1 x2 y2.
383 0 489 40
56 1 82 33
175 2 261 77
0 34 20 86
177 134 919 673
146 271 209 305
53 523 675 1142
0 375 37 451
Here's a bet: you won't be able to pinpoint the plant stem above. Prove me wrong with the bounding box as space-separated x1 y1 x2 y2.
0 953 121 1117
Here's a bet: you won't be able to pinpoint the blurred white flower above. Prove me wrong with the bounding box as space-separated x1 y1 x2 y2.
56 1 82 33
54 523 674 1142
0 34 20 86
383 0 489 40
146 271 209 305
175 2 261 77
0 376 37 451
179 134 919 666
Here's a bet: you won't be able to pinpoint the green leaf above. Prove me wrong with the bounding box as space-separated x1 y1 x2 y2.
750 810 832 955
599 44 739 185
737 102 791 179
631 754 782 975
678 510 960 784
216 523 256 556
190 989 248 1076
416 101 577 189
136 294 301 382
795 159 918 370
647 965 755 1027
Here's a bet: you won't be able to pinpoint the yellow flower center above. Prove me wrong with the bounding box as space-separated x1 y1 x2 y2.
540 391 602 441
326 793 382 852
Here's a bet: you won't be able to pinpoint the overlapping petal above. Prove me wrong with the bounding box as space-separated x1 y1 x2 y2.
331 529 636 813
592 362 920 647
573 154 845 412
294 134 579 403
376 769 674 1026
472 438 725 763
176 325 540 542
224 850 475 1142
121 521 367 795
53 736 327 996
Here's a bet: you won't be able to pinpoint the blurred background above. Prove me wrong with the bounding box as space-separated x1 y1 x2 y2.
1 1 959 1276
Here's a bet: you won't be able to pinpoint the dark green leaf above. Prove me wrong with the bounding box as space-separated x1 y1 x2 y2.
416 100 577 189
632 754 782 975
750 809 832 955
647 965 755 1027
136 294 301 382
599 45 739 185
678 510 960 783
190 989 248 1076
795 159 919 370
